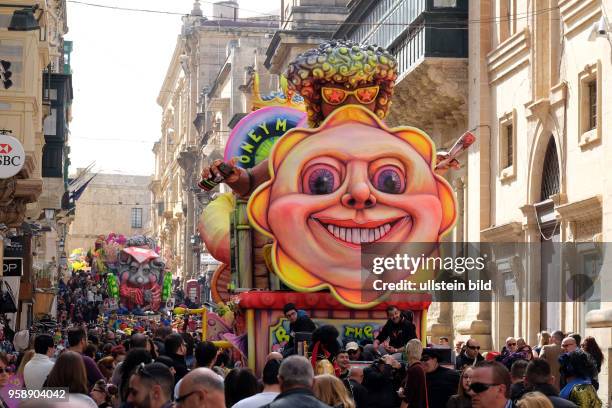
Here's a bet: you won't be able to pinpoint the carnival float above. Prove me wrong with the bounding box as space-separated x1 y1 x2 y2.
197 40 475 373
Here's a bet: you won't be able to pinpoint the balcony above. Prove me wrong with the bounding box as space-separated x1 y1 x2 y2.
335 0 468 136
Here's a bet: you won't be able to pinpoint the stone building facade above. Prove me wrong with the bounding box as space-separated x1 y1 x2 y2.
0 0 72 329
66 173 151 252
151 1 277 282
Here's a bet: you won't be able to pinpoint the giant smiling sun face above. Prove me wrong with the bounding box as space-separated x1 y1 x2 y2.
248 105 457 307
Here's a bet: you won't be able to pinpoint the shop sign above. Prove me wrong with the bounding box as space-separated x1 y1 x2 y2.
0 134 25 179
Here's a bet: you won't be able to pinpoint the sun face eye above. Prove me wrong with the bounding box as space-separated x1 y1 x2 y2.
302 164 341 194
372 166 405 194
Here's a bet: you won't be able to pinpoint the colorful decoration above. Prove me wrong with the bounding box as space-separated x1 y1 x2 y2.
250 73 305 111
285 40 398 126
223 106 307 169
107 273 119 299
117 236 165 312
162 270 172 301
247 105 457 307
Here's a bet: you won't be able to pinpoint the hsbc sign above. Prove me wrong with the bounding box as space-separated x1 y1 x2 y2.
0 133 24 179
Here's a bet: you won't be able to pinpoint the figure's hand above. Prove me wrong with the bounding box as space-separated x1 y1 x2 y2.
383 344 395 353
200 158 241 185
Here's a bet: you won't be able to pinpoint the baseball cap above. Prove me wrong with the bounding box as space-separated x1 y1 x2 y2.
346 342 360 352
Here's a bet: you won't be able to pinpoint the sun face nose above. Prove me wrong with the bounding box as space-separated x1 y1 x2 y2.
341 177 376 209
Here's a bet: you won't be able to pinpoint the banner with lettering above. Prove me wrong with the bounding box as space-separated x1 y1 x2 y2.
269 317 386 351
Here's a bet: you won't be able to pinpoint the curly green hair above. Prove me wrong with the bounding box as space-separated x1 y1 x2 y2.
286 40 398 127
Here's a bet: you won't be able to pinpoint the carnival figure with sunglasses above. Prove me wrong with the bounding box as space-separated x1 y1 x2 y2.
200 40 463 198
455 338 484 371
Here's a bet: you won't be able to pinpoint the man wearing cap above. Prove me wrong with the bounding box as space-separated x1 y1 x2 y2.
346 342 366 361
421 348 460 408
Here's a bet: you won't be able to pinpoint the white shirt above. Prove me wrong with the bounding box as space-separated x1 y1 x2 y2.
231 392 280 408
23 353 55 390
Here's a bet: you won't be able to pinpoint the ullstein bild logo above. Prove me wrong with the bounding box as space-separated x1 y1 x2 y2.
0 134 25 179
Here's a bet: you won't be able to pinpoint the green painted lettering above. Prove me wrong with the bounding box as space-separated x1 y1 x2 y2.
258 122 270 135
241 142 254 154
276 118 287 132
238 155 250 164
248 130 262 143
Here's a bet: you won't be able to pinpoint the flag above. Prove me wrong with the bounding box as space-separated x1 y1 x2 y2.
70 174 97 202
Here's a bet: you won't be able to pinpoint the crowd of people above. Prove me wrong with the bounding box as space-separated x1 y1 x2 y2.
0 301 604 408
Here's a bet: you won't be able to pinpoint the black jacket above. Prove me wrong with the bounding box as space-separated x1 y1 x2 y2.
363 363 404 408
166 353 189 384
346 379 369 408
287 315 316 350
455 352 484 370
375 317 417 349
262 387 331 408
426 366 460 408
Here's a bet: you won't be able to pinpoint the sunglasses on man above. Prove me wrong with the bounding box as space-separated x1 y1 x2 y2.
469 382 501 393
467 345 480 350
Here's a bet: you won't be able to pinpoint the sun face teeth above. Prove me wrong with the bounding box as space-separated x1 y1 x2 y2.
321 220 406 244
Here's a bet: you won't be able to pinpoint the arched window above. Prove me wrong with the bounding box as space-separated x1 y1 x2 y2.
540 137 560 201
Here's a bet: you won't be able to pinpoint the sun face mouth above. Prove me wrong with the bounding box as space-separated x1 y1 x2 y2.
314 216 412 245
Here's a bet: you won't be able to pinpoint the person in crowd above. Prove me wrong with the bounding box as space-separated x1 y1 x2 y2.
313 374 355 408
17 349 34 379
262 355 330 408
456 338 484 371
336 349 351 381
439 337 450 347
233 359 281 408
346 367 368 408
517 338 527 350
581 336 603 373
282 303 316 357
67 326 105 387
561 338 577 354
580 336 603 390
447 366 473 408
421 348 460 408
468 361 511 408
398 338 427 408
517 392 554 408
309 325 341 374
540 330 564 390
111 344 127 364
176 367 226 408
195 341 219 368
45 351 98 408
534 332 551 356
147 338 159 360
0 353 13 408
345 342 365 361
558 351 601 407
365 307 417 360
224 368 259 407
127 362 174 408
522 359 577 408
117 348 153 404
90 379 117 408
363 354 404 408
85 343 98 360
180 332 195 369
500 337 518 360
97 356 115 381
456 341 466 356
568 334 581 349
164 333 189 384
23 334 55 390
266 352 284 363
510 360 529 403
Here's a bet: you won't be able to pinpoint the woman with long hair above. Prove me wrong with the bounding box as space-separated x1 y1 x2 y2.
447 366 473 408
97 356 115 382
313 374 355 408
224 368 259 407
117 348 152 404
581 336 604 372
16 349 34 378
516 392 553 408
45 351 97 407
533 332 550 356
